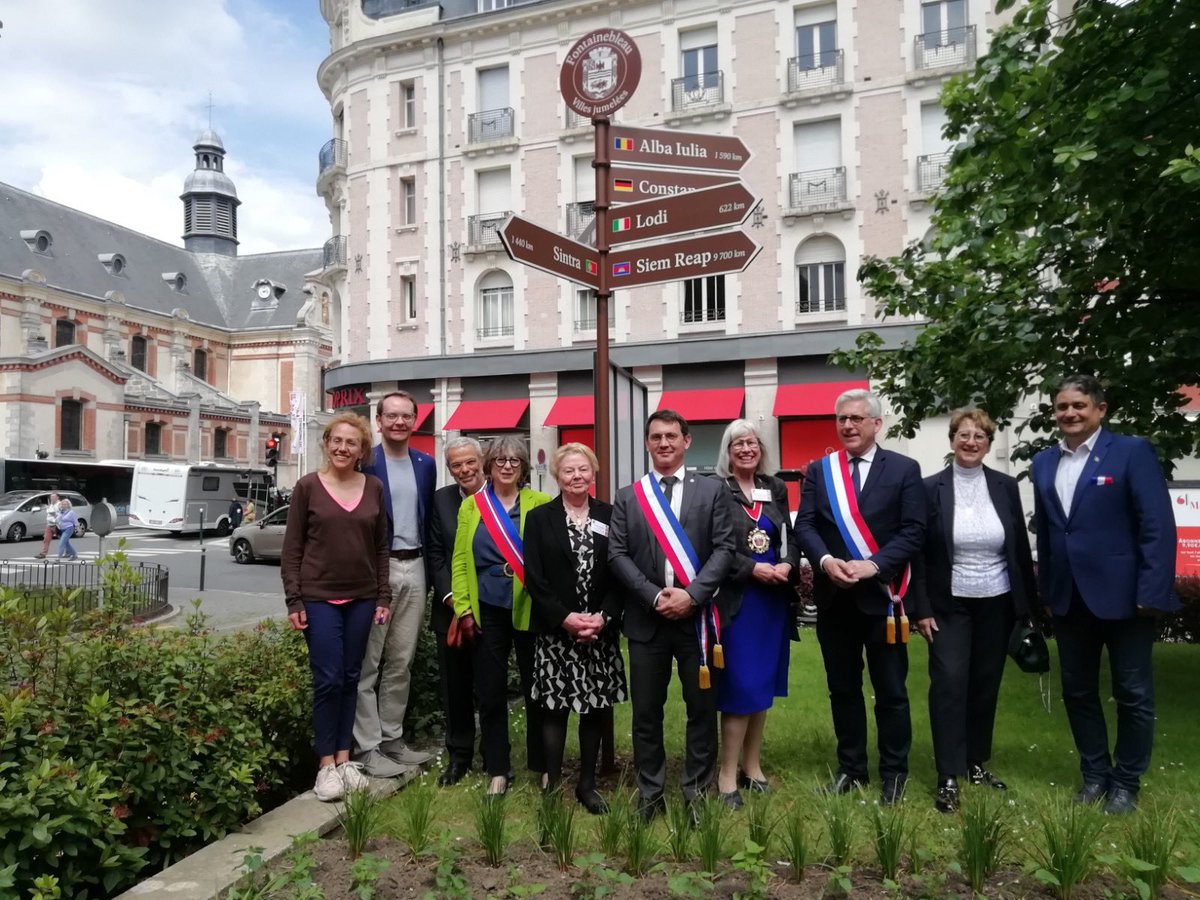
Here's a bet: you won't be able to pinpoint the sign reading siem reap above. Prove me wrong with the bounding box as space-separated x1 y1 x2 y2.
609 165 736 204
559 30 642 120
609 125 751 173
607 231 761 289
499 215 599 289
606 182 758 246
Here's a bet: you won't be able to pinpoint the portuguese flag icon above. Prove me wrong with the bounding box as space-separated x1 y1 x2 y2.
612 217 632 233
584 260 598 275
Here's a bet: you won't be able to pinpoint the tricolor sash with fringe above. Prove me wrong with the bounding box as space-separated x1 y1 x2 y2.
474 484 525 585
820 450 911 643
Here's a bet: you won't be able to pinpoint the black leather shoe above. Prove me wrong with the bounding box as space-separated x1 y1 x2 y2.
576 787 609 815
934 777 960 814
819 773 866 796
637 794 666 823
437 761 470 786
719 790 744 810
1104 787 1138 815
967 764 1007 790
738 772 770 794
1074 781 1108 805
880 777 907 807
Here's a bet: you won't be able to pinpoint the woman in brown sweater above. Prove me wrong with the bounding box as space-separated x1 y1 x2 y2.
282 413 392 802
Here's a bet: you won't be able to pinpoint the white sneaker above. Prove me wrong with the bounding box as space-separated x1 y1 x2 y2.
313 763 344 802
338 761 370 793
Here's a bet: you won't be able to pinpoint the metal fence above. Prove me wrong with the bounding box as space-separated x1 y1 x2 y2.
318 138 347 177
787 166 848 212
671 71 725 111
914 25 977 70
323 234 347 269
786 50 845 93
468 107 515 143
0 560 169 619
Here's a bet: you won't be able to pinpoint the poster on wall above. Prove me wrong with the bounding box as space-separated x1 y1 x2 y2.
1170 484 1200 577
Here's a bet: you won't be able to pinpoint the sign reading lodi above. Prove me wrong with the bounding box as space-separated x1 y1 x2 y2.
560 30 642 120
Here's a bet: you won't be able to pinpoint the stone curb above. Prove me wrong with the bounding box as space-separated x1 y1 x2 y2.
116 769 420 899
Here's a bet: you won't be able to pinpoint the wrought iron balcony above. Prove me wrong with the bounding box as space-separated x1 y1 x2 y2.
786 50 845 93
318 138 347 177
468 107 515 143
914 25 976 70
671 71 725 112
468 212 509 247
680 307 726 325
322 235 347 270
916 152 952 193
796 295 846 315
787 167 848 213
476 324 514 340
566 201 595 240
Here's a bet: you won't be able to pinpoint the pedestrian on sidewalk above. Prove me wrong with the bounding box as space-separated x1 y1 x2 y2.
56 498 79 561
36 492 60 558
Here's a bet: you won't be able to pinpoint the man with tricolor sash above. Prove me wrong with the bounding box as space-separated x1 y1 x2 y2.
796 388 927 806
609 410 736 821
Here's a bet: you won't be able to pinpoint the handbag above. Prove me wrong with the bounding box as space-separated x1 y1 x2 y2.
1008 617 1050 674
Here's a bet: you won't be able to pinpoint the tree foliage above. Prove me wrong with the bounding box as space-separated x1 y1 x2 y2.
837 0 1200 472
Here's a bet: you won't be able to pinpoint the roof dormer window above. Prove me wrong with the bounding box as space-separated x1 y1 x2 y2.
253 278 285 303
99 252 127 276
163 271 188 293
21 229 53 254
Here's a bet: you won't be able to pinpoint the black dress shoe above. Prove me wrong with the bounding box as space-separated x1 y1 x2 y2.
934 777 960 814
1104 787 1138 815
880 777 907 807
637 794 666 823
738 772 770 794
819 773 866 796
437 761 470 787
967 764 1007 790
719 790 744 810
575 786 609 815
1074 781 1108 805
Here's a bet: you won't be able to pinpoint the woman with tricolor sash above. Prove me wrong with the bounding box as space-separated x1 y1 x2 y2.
713 419 800 808
451 436 552 796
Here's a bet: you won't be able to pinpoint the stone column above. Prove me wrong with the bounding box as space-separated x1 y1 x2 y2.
187 394 201 464
744 358 780 468
247 401 261 466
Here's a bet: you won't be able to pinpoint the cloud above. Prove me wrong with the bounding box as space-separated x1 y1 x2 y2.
0 0 330 254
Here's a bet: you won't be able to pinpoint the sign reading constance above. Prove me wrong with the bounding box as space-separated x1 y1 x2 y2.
559 29 642 120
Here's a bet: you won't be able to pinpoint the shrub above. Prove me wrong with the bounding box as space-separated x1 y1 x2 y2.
1159 575 1200 643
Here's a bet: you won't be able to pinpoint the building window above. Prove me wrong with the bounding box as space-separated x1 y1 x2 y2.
922 0 967 40
477 271 514 340
680 27 718 91
795 236 847 314
130 335 147 372
61 399 83 452
401 275 417 321
682 275 726 324
55 319 76 348
401 81 416 128
214 427 230 460
145 422 163 456
479 0 514 11
193 348 208 381
401 177 416 225
796 6 838 69
574 289 615 332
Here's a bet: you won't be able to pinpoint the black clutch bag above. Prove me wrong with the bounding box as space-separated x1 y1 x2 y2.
1008 617 1050 674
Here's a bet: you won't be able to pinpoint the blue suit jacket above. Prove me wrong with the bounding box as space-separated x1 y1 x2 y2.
1031 429 1178 619
362 444 437 569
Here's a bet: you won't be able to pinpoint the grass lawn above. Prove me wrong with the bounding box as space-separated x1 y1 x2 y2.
376 631 1200 871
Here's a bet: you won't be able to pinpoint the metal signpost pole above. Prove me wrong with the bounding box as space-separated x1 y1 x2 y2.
594 117 612 501
198 505 207 592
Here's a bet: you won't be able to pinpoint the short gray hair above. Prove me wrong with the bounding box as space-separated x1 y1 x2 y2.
483 435 531 485
443 435 483 462
716 419 771 478
834 388 882 418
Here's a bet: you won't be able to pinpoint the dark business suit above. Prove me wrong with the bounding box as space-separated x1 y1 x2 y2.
919 465 1035 778
1032 429 1178 793
796 447 926 784
609 470 736 803
426 483 478 769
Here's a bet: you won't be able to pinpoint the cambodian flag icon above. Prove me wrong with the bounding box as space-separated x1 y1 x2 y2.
612 261 631 277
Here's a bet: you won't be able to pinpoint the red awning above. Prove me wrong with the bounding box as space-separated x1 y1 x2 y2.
773 380 869 418
657 388 745 422
444 399 529 431
544 395 594 427
1179 385 1200 412
414 403 434 430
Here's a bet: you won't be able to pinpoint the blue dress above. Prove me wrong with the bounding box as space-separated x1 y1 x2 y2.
717 514 791 715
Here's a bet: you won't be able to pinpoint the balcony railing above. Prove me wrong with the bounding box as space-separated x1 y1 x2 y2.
914 25 976 70
916 151 952 193
468 212 509 247
787 167 848 212
322 235 347 270
680 307 725 325
566 201 595 240
468 107 515 143
476 324 514 340
318 138 347 177
797 295 846 315
786 50 845 93
671 71 725 112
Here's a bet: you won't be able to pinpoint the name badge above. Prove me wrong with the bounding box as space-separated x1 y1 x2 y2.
752 488 772 502
590 521 609 537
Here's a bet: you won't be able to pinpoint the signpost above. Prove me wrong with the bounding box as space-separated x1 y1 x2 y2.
608 165 736 204
605 183 757 246
607 231 761 288
499 216 600 289
608 125 752 172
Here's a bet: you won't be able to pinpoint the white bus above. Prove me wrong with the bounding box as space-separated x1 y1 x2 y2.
129 463 272 535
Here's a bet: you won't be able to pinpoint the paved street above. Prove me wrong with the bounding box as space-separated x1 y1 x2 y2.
0 527 287 631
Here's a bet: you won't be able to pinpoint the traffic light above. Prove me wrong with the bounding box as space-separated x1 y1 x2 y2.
265 435 279 468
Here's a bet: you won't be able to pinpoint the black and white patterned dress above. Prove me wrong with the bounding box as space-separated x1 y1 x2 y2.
531 513 628 713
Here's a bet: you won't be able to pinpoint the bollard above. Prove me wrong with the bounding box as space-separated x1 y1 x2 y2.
198 505 207 592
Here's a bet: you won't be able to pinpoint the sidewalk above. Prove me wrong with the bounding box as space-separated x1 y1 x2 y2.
151 586 286 632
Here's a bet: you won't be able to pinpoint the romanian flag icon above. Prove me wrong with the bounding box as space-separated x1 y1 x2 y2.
612 261 632 277
584 260 598 275
612 217 632 233
613 137 634 151
613 178 634 192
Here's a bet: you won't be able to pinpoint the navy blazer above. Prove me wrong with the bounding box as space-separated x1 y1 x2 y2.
796 447 927 617
362 444 438 566
916 465 1036 618
1032 429 1177 619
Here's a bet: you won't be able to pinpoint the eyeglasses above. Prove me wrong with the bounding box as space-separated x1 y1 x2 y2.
836 414 871 425
954 432 990 443
381 412 416 423
493 457 522 468
730 438 760 450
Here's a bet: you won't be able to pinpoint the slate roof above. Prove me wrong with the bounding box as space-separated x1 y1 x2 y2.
0 183 323 332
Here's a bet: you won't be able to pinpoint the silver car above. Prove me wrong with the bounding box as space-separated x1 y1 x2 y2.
229 505 288 564
0 491 93 543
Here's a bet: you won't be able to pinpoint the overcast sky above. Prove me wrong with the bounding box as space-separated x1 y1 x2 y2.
0 0 331 254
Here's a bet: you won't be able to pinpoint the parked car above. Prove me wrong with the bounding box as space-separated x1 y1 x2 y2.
0 490 92 543
229 504 288 564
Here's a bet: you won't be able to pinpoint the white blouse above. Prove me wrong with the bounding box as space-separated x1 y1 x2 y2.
950 463 1011 598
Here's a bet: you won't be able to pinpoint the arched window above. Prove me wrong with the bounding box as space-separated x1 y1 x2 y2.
55 319 77 348
193 348 209 381
795 235 846 314
130 335 148 372
477 270 514 340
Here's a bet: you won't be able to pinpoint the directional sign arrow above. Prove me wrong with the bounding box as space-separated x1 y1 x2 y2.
609 125 751 173
607 183 758 246
499 215 599 289
607 230 761 289
609 165 736 204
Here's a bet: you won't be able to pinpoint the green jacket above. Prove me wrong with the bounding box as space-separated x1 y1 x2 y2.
451 486 551 630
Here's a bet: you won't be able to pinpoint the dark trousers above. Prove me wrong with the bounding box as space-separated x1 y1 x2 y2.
628 618 718 802
304 599 375 758
927 593 1014 778
473 601 544 777
816 603 911 783
435 626 478 767
1055 592 1158 792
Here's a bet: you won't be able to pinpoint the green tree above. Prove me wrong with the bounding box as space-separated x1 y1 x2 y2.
838 0 1200 472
